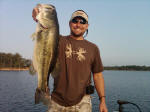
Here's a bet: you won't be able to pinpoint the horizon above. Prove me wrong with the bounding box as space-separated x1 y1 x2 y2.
0 0 150 66
1 51 150 67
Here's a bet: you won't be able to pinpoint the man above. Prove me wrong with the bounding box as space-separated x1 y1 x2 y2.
32 7 108 112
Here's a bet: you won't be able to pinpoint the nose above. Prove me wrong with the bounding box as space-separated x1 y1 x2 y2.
76 21 81 27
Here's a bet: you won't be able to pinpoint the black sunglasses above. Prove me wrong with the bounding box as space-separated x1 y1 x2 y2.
71 18 87 24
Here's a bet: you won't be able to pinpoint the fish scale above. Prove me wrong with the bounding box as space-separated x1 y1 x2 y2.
31 4 60 104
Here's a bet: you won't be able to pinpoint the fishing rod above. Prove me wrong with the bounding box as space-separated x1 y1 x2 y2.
117 100 142 112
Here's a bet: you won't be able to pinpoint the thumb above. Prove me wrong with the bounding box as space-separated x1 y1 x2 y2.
32 7 39 22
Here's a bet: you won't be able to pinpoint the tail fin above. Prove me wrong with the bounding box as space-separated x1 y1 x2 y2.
35 87 50 105
35 88 41 104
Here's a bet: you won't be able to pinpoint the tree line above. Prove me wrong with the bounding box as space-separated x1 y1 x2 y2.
1 52 150 71
0 52 31 68
104 65 150 71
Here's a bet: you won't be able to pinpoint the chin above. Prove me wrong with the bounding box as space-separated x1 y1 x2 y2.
73 33 83 37
72 32 84 37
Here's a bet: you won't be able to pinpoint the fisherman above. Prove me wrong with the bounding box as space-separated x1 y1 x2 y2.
32 6 108 112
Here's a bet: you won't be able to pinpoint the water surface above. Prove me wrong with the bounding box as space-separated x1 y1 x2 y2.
0 71 150 112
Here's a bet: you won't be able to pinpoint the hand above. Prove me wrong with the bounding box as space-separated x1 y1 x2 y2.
32 7 39 22
99 101 108 112
40 90 51 106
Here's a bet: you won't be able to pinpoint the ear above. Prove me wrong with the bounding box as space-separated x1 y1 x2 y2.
85 24 89 30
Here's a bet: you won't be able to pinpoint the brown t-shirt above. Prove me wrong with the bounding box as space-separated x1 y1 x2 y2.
51 36 103 106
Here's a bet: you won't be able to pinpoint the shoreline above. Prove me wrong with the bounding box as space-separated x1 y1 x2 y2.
0 68 149 71
0 67 29 71
104 69 150 71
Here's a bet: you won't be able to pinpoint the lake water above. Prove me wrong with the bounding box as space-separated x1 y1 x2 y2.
0 71 150 112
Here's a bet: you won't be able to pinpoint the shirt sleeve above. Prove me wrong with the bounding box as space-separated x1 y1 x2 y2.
91 46 104 73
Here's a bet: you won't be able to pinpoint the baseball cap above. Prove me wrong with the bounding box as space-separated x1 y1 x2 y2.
70 10 88 22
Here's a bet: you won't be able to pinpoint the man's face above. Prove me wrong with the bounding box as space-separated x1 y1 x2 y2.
69 17 89 37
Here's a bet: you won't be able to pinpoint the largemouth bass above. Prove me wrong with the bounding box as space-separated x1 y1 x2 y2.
31 4 59 104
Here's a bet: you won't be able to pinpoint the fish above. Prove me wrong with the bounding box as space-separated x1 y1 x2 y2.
31 4 59 104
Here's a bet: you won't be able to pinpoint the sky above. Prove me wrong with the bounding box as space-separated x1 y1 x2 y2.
0 0 150 66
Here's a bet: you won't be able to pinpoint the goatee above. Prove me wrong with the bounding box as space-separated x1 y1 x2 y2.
71 32 84 38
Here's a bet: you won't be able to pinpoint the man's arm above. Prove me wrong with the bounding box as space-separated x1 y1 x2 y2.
93 72 108 112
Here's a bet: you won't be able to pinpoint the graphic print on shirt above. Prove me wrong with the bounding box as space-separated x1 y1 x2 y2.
65 44 73 58
65 44 87 61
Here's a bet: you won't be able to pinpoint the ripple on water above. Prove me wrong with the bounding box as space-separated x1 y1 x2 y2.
0 71 150 112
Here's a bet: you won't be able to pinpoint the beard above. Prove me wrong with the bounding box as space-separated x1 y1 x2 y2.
71 31 85 37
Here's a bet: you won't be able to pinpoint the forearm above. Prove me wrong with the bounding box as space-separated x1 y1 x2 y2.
93 72 106 102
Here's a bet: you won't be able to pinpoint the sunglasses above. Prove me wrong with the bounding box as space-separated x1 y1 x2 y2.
71 18 87 24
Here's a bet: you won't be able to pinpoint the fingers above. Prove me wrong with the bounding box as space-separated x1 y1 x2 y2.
102 109 108 112
100 107 103 112
99 105 102 112
32 7 39 22
100 107 108 112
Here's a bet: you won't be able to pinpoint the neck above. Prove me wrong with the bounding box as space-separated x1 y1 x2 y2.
69 35 84 40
